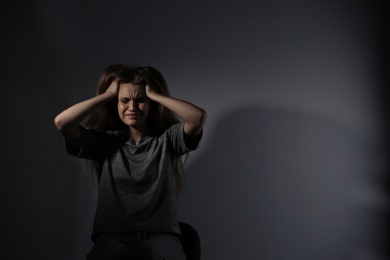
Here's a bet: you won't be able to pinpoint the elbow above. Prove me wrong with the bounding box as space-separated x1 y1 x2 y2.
54 114 68 131
192 109 207 129
54 115 62 130
197 109 207 128
54 115 81 144
184 109 207 136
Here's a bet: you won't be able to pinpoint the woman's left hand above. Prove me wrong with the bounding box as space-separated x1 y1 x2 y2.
145 79 160 100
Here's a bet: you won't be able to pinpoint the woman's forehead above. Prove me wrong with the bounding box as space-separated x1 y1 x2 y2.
118 83 145 97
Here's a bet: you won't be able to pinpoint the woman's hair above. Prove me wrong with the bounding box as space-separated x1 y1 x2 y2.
85 64 187 193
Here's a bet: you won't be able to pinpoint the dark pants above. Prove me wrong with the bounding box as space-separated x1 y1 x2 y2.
86 232 186 260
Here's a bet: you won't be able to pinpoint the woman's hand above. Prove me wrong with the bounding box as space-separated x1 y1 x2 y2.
105 80 120 96
145 79 162 101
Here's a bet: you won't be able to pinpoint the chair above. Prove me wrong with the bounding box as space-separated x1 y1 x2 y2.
179 222 201 260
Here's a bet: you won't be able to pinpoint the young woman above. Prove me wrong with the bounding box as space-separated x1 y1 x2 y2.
54 64 206 260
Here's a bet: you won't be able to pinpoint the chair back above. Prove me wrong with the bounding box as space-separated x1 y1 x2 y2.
179 222 201 260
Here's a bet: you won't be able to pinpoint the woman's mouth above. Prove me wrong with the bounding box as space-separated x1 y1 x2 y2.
124 113 139 119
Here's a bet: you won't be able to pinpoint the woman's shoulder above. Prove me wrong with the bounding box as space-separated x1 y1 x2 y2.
81 126 128 143
154 122 183 138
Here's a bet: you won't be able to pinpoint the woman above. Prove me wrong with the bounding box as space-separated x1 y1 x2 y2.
54 64 206 260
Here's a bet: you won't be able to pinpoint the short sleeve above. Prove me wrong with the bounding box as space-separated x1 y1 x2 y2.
65 125 107 161
166 123 203 156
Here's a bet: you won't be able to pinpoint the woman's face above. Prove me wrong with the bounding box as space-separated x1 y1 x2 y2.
117 83 150 129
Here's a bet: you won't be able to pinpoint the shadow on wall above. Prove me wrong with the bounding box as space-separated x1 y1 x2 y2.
179 106 389 260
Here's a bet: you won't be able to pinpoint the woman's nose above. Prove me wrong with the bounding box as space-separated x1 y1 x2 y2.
129 100 138 110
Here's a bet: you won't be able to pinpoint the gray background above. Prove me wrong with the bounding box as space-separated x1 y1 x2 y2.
1 0 388 259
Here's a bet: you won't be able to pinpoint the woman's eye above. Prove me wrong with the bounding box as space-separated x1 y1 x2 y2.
133 98 145 103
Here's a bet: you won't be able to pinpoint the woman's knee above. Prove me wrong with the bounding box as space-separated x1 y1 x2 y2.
86 236 131 260
130 235 185 260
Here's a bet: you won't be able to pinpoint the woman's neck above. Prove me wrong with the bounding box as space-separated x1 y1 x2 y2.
129 125 150 142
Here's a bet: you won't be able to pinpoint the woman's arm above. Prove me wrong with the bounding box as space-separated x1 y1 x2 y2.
54 81 119 148
146 85 207 138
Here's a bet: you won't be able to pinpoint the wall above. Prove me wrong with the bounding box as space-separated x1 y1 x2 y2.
1 0 388 259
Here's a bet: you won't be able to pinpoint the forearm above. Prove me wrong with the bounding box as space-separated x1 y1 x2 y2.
148 93 207 135
54 92 115 131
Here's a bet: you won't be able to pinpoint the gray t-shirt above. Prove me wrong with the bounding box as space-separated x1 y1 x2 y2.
66 123 200 240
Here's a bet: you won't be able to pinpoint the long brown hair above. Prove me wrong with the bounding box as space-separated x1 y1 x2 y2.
133 66 187 193
86 64 187 192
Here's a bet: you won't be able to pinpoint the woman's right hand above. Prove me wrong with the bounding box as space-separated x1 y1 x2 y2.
105 80 120 96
